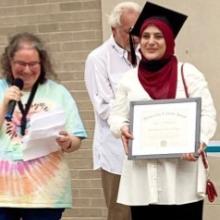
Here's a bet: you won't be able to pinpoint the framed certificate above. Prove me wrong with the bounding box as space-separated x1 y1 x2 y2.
128 98 201 160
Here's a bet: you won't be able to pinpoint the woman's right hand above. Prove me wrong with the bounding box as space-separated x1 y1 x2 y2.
0 86 22 126
3 86 22 107
120 125 133 154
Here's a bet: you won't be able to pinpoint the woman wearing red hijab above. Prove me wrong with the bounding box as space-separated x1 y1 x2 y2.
109 2 216 220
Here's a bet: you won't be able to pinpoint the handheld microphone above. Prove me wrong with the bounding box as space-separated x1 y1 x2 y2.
5 78 24 121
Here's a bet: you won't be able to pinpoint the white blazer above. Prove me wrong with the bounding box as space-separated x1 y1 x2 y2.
109 62 216 205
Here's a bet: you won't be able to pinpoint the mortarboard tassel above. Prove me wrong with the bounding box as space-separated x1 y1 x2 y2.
129 31 137 67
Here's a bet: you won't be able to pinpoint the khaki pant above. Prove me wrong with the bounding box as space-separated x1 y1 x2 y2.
101 169 131 220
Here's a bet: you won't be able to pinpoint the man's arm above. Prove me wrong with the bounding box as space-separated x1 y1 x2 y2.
84 53 115 120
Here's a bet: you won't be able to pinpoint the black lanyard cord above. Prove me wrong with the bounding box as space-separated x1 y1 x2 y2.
18 80 39 135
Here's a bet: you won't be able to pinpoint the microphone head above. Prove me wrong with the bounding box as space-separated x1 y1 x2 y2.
13 78 24 90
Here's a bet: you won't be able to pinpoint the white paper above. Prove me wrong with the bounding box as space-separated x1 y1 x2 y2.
22 109 65 161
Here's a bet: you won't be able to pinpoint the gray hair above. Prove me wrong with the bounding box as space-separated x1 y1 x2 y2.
1 32 57 84
108 2 141 28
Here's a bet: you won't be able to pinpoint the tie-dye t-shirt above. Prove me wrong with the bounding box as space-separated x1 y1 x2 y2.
0 79 87 208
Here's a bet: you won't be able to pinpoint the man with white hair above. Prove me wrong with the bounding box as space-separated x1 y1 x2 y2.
84 2 141 220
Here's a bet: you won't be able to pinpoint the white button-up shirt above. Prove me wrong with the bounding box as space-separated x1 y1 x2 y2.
84 35 139 174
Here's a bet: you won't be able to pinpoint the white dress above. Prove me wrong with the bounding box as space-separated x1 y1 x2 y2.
109 62 216 205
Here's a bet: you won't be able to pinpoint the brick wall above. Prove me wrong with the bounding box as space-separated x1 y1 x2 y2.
0 0 106 219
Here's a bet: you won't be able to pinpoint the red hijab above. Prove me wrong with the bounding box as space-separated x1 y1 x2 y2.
138 18 178 99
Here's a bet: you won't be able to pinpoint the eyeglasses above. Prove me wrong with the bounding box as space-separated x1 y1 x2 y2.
13 60 40 70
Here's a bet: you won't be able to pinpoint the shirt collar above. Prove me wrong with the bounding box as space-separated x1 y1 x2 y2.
110 35 141 64
110 35 128 58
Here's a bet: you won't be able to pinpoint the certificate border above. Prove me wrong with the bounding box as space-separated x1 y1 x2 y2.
128 97 201 160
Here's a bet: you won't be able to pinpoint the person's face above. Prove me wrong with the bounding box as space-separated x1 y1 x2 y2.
112 10 139 51
140 25 166 60
10 44 41 91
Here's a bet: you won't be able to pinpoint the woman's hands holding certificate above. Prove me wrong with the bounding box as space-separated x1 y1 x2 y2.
120 125 133 154
181 142 206 161
120 124 206 161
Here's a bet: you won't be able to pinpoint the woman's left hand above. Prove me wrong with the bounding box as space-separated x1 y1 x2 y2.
181 142 206 161
120 125 133 154
56 131 81 153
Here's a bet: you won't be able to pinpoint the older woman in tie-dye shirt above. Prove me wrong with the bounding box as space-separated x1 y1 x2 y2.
0 32 87 220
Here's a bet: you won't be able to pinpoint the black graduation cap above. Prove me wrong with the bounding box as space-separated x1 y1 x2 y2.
131 1 187 38
129 2 187 66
